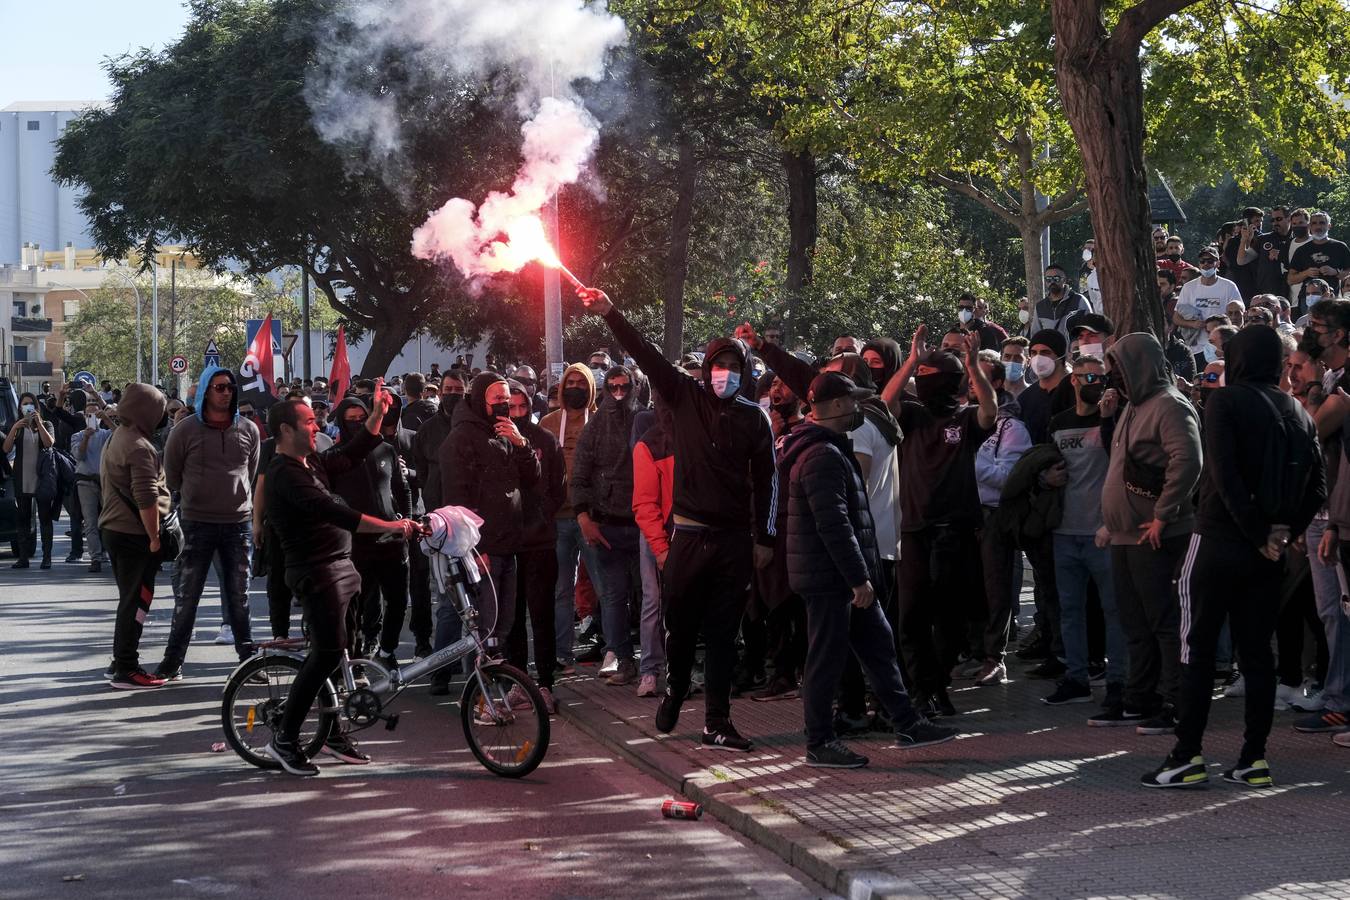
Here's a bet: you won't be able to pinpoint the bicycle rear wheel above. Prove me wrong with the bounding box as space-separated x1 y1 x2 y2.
221 654 337 769
459 662 549 778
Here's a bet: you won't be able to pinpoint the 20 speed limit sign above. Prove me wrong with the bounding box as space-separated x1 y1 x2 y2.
170 355 189 375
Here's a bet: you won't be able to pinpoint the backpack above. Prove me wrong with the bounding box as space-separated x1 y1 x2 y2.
1240 384 1318 526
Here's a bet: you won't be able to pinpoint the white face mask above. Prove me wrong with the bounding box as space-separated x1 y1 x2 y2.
1082 248 1094 262
710 368 741 399
958 309 974 324
1018 309 1030 324
21 403 36 416
1029 355 1058 379
1200 266 1218 279
1078 341 1104 360
1307 293 1323 307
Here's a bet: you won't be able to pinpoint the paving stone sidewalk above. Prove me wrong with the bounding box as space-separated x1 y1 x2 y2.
558 649 1350 900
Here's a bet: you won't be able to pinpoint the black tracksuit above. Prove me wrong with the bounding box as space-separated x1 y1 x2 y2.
508 417 566 688
1172 327 1326 766
601 307 777 726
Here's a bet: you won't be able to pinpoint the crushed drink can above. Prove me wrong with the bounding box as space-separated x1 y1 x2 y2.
661 799 703 820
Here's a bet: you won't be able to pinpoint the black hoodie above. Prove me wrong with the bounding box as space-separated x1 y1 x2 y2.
570 365 639 525
602 309 778 545
330 397 412 555
1196 326 1325 547
412 392 461 510
439 372 540 555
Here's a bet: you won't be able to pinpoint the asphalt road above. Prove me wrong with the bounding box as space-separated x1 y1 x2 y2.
0 536 832 900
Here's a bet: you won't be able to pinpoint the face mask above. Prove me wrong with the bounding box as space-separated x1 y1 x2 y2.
1201 342 1219 364
340 421 364 441
1005 361 1025 383
1307 293 1323 308
1082 248 1094 262
562 387 589 410
1029 355 1058 379
958 309 974 324
1166 252 1182 261
1311 229 1329 241
86 413 99 429
868 365 887 385
1293 225 1309 239
913 373 962 415
1200 266 1218 278
511 414 531 428
21 403 35 416
1106 370 1129 401
710 369 740 399
489 401 511 420
1079 383 1106 405
1078 341 1104 360
1018 309 1030 324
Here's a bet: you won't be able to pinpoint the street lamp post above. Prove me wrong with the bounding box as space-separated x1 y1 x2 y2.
105 269 145 383
151 264 159 388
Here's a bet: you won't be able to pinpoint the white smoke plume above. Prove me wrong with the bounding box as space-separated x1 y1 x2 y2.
306 0 627 280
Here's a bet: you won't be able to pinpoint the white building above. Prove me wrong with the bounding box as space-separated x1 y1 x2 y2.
0 101 99 266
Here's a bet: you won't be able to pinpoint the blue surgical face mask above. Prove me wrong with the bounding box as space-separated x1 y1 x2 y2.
1005 361 1025 383
1202 342 1219 364
710 368 741 399
1200 266 1218 279
1307 292 1323 308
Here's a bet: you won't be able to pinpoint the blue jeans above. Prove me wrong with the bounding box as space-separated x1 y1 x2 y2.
164 520 253 668
554 517 603 663
591 524 639 659
432 576 464 681
1307 520 1350 712
639 538 665 676
1053 532 1126 687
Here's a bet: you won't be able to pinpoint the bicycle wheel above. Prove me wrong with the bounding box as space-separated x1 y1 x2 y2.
221 654 337 770
459 662 550 778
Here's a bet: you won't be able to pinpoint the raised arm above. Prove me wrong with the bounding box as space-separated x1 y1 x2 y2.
964 333 998 430
578 288 691 407
882 325 927 417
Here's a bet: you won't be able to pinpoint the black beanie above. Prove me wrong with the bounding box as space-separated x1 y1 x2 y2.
1029 328 1067 358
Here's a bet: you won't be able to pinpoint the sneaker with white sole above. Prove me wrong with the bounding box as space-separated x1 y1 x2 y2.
701 721 753 752
1042 679 1092 706
636 674 658 697
1334 730 1350 748
265 738 319 776
894 718 959 749
974 661 1008 686
1292 710 1348 733
1222 759 1273 787
597 651 619 677
1274 682 1303 710
321 732 370 765
214 624 235 645
607 658 638 686
538 685 558 714
109 668 165 691
1223 674 1246 698
805 740 868 768
1291 686 1326 713
1141 755 1208 788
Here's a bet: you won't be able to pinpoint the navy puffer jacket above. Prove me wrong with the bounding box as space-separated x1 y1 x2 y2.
780 422 882 600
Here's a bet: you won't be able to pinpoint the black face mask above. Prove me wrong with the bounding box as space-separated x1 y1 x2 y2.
511 414 531 429
341 421 364 441
1166 252 1182 262
489 402 510 420
562 387 589 410
1079 383 1106 405
1293 225 1310 240
1106 370 1130 402
441 393 462 417
913 373 962 416
868 365 887 386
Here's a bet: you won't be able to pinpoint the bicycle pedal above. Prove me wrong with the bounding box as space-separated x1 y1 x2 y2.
383 714 400 732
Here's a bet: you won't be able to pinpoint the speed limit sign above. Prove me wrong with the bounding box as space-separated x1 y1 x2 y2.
170 355 189 375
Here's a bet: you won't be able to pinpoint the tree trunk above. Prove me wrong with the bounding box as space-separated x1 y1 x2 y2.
1051 0 1172 338
360 309 416 378
1021 223 1046 316
662 134 698 361
783 148 818 341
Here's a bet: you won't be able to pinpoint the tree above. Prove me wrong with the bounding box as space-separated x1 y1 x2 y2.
54 0 523 377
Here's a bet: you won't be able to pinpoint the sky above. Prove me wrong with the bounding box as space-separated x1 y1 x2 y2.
0 0 194 104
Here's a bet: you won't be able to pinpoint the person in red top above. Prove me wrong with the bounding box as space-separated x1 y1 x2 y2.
632 396 676 698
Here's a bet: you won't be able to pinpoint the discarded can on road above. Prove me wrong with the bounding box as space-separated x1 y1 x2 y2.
661 799 703 820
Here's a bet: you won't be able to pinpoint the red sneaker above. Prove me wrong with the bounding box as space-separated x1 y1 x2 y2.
109 668 166 690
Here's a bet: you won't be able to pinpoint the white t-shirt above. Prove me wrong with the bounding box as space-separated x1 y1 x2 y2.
1176 276 1243 353
851 417 901 561
1285 236 1313 303
1086 270 1102 314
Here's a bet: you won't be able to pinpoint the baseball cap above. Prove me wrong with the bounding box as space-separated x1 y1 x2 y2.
808 371 871 405
1071 313 1115 338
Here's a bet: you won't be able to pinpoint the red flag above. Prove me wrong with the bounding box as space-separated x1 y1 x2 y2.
329 324 350 402
245 313 275 396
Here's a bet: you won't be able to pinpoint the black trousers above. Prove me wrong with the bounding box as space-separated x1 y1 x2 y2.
766 595 807 680
354 547 409 655
980 509 1017 662
104 528 162 674
280 559 362 742
407 543 433 644
1023 532 1062 655
508 546 559 688
896 525 980 697
264 523 294 639
16 493 60 562
663 526 752 725
64 485 83 556
1173 533 1282 765
1112 536 1187 713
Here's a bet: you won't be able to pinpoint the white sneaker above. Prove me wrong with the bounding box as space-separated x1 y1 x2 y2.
1223 675 1246 698
214 624 235 645
1292 686 1326 712
538 685 557 714
1275 683 1303 710
1334 730 1350 748
598 651 619 677
636 674 658 697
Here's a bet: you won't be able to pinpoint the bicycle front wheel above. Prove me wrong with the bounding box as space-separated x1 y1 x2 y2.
221 654 337 769
459 662 550 778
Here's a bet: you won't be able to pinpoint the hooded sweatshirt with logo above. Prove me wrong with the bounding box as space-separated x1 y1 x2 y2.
539 362 597 520
602 309 778 546
99 383 172 535
1101 333 1203 545
164 365 260 523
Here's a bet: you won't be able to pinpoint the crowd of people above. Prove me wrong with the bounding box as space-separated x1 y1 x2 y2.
4 203 1350 782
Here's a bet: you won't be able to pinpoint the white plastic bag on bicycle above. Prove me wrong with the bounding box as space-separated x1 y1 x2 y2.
420 505 485 589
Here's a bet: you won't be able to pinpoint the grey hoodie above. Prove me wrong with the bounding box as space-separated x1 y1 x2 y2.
163 365 260 523
1101 333 1203 545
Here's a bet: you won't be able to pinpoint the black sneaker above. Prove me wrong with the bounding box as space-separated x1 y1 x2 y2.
833 710 871 736
65 552 82 564
931 688 956 717
1140 754 1208 788
414 641 433 660
321 732 371 765
1027 658 1067 679
1042 679 1092 705
88 560 102 573
701 721 753 752
109 668 166 690
429 680 452 696
655 690 684 734
39 557 51 570
752 675 799 702
1222 759 1273 788
265 738 320 776
1136 708 1178 736
103 660 115 681
1087 706 1145 727
895 718 959 749
1088 662 1107 685
11 558 28 569
732 667 767 695
154 664 183 682
805 740 868 768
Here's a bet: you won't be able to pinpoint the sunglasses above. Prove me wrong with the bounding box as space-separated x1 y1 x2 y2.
1076 372 1106 384
209 383 235 394
1045 275 1065 284
607 382 632 394
1199 372 1223 383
